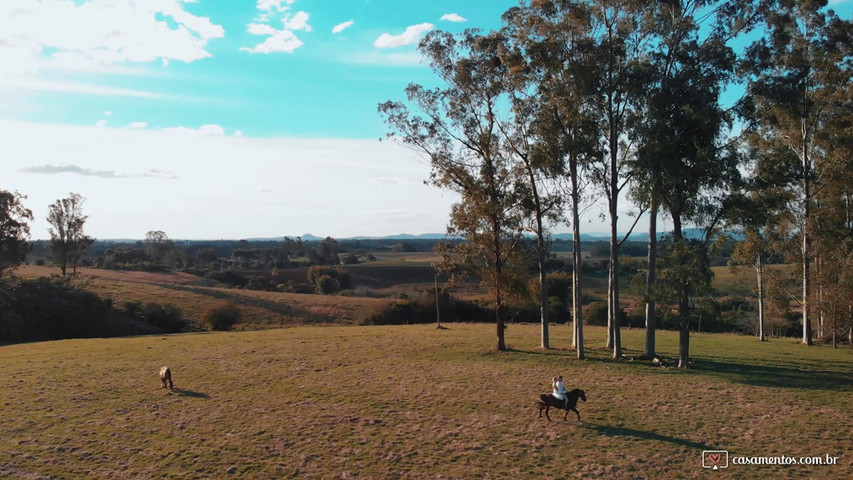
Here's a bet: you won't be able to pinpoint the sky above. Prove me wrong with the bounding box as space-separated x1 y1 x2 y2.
2 0 851 241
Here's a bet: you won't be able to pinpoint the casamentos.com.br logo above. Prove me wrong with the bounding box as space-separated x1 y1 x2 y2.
702 450 840 469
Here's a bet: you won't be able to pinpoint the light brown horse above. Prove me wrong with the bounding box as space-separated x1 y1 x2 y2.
159 366 173 390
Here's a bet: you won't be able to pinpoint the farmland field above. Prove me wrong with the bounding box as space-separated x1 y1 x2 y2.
2 324 850 479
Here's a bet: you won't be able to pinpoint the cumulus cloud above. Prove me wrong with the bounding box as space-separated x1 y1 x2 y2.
127 122 147 129
332 20 354 34
242 27 304 54
242 1 310 54
257 0 295 13
0 0 225 74
440 13 467 22
374 23 433 48
284 11 311 31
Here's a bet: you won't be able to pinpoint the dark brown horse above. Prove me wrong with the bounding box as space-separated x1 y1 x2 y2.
538 389 586 421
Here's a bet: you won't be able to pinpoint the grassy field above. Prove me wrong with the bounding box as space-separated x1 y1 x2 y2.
2 324 850 479
15 265 393 328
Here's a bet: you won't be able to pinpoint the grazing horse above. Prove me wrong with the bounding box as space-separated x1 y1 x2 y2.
160 366 173 391
538 389 586 421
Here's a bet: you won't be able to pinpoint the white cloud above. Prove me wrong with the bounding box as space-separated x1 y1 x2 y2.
1 119 457 240
241 28 304 54
374 23 433 49
0 0 225 74
20 163 177 180
285 11 311 32
242 7 311 54
440 13 467 22
0 77 161 97
95 119 107 128
332 20 354 34
163 124 236 137
257 0 295 12
128 122 147 129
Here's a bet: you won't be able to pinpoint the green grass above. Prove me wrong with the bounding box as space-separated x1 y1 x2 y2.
2 324 850 479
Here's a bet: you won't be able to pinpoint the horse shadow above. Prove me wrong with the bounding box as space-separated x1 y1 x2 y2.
583 422 713 450
171 388 210 399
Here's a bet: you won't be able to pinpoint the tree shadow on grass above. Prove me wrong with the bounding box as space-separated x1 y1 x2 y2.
583 422 714 450
172 388 210 399
692 357 853 392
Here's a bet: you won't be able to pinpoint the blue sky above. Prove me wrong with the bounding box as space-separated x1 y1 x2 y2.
1 0 851 240
1 0 523 240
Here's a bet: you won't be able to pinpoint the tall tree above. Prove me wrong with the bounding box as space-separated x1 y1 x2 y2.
47 193 94 276
737 0 853 345
145 230 175 267
0 189 33 278
587 0 652 358
635 0 740 367
380 29 526 351
501 0 602 358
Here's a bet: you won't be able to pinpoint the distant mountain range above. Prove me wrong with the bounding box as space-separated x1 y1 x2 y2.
89 227 731 243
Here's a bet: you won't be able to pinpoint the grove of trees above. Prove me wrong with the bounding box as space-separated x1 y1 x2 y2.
381 0 852 363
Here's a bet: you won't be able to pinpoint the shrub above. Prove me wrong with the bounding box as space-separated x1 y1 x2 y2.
206 270 248 288
202 301 241 331
140 302 185 333
362 291 491 325
0 277 110 342
123 300 141 317
307 266 350 294
277 281 315 294
246 276 272 291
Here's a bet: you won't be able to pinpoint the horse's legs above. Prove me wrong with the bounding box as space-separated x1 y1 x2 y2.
545 406 552 421
571 408 581 422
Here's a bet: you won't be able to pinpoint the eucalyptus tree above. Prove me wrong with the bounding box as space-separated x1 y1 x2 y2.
634 0 740 368
0 189 33 278
499 86 563 349
501 0 603 358
47 193 95 276
736 0 853 345
812 81 853 346
586 0 655 358
379 30 527 351
727 182 786 342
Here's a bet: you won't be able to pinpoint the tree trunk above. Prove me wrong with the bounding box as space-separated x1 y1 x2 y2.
610 190 622 359
674 216 690 369
757 254 766 341
495 223 507 351
572 160 584 359
496 301 506 351
644 199 657 357
537 239 549 349
60 246 68 276
802 126 813 345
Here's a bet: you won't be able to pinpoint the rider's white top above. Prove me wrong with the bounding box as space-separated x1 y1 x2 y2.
553 380 567 400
